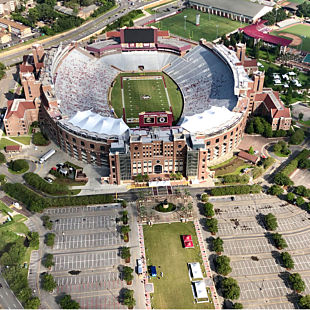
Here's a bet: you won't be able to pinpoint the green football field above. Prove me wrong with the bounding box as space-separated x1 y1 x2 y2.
151 8 245 42
123 77 169 119
111 72 183 123
272 24 310 52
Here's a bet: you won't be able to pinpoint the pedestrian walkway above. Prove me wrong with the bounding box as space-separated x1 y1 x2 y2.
194 219 221 309
137 224 151 310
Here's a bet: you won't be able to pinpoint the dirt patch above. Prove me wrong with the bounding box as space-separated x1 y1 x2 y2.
277 32 302 46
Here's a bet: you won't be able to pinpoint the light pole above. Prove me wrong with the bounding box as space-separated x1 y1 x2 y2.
208 6 211 21
184 15 187 31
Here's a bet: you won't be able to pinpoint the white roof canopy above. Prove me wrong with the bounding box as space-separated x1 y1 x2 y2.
180 106 241 134
189 262 203 279
194 281 208 299
68 110 129 136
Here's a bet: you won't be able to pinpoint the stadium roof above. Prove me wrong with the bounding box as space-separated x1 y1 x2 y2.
240 21 292 46
180 106 242 135
68 110 129 136
188 0 271 19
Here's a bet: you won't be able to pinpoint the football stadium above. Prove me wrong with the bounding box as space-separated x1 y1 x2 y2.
34 27 287 185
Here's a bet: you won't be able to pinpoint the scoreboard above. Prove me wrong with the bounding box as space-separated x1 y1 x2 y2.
139 111 173 127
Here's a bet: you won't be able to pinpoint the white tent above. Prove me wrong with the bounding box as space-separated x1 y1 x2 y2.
148 181 171 187
68 110 129 136
189 262 203 279
193 281 208 299
180 106 241 134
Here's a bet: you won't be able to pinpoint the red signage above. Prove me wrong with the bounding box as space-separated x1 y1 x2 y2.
139 111 173 127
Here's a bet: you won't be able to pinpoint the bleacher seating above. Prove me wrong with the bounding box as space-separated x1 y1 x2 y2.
101 51 178 71
164 45 237 116
54 48 119 117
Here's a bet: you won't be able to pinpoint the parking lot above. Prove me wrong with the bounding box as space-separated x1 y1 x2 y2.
53 215 117 232
291 168 310 188
209 194 310 308
45 204 125 309
54 232 122 250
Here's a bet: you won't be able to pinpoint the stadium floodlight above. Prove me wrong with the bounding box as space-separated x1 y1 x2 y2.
184 15 187 31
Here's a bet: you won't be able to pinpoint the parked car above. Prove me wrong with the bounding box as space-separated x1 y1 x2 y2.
137 258 143 275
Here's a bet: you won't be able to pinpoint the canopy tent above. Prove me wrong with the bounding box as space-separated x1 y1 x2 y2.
150 266 157 277
189 262 203 280
182 235 194 248
193 281 208 299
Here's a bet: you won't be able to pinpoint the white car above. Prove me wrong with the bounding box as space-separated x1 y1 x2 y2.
137 258 143 275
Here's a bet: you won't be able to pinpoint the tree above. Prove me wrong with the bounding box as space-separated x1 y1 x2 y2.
123 266 134 285
233 303 243 309
201 193 209 202
299 112 304 121
41 273 57 292
206 218 218 235
287 192 296 203
0 239 26 266
24 297 40 309
221 277 240 300
299 295 310 309
44 233 55 247
281 252 294 270
271 233 287 250
274 173 293 186
212 237 224 255
0 152 6 164
59 294 80 309
32 132 49 146
267 185 283 196
296 196 305 207
123 289 136 308
204 202 215 218
120 247 131 263
42 253 54 268
121 225 131 242
289 273 305 293
248 146 254 155
264 213 278 231
215 255 232 276
289 129 305 145
27 231 39 248
41 215 53 230
8 159 29 173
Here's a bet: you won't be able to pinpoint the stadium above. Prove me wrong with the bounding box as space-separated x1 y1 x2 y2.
39 27 254 184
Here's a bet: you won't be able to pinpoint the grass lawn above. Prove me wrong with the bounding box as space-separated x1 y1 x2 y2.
0 138 18 150
53 177 87 187
210 158 252 176
300 119 310 126
10 136 31 145
272 24 310 53
151 9 244 42
274 150 290 157
111 72 183 123
143 222 214 309
8 166 29 175
0 201 12 213
209 156 236 170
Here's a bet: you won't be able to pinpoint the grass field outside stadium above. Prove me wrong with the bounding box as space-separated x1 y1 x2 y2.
143 222 214 309
151 8 245 42
272 24 310 53
110 72 183 123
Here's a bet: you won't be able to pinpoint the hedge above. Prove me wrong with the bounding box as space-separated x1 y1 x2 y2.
3 183 114 212
221 174 249 184
23 172 69 195
274 149 310 181
210 184 261 196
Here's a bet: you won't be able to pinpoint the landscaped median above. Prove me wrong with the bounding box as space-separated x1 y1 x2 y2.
210 184 262 196
3 182 114 212
143 222 214 309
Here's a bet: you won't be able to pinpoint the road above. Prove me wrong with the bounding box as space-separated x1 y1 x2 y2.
0 0 156 66
0 272 23 309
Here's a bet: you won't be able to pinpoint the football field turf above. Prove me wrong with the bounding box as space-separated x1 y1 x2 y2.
123 76 170 119
110 72 183 123
151 8 244 42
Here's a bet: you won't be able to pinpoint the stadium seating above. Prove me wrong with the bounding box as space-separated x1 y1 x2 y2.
54 49 119 117
101 51 179 71
164 45 237 116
